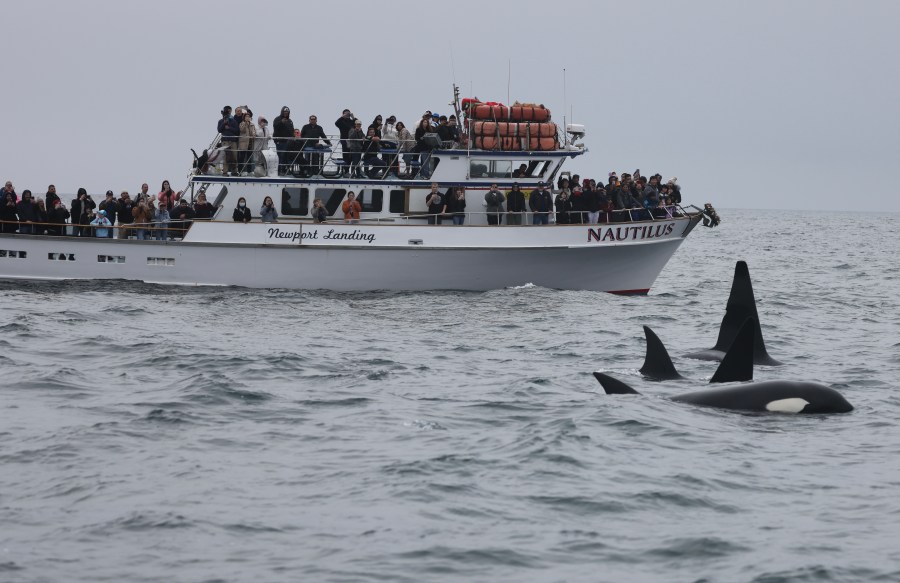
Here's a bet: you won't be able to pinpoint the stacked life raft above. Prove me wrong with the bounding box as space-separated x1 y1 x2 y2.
463 99 559 152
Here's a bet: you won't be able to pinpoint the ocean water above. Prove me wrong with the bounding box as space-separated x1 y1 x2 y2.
1 208 899 583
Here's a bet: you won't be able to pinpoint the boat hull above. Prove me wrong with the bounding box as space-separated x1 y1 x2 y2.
0 218 697 292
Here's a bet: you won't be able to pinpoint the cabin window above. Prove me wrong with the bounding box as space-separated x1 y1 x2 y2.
318 188 347 216
48 253 76 261
147 257 175 266
469 159 548 179
1 250 26 258
357 190 383 213
97 255 124 263
281 187 309 216
389 190 406 214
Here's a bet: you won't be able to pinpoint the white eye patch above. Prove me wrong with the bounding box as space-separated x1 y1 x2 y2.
765 398 810 413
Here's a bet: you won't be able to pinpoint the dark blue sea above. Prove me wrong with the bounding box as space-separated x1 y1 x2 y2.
2 209 899 583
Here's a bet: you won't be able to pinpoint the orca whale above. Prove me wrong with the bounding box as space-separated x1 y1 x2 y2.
641 319 754 383
685 260 782 366
597 319 852 414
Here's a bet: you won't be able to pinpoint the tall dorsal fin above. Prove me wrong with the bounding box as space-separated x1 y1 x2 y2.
686 261 782 366
639 326 683 380
709 318 756 383
593 372 641 395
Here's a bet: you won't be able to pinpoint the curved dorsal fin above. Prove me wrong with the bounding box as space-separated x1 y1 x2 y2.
709 317 756 383
639 326 683 380
593 372 641 395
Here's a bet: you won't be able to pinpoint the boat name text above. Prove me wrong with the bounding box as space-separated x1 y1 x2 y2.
267 227 376 244
587 223 675 243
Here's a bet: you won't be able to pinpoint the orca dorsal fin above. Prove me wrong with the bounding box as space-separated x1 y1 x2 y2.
593 372 641 395
709 317 756 383
687 261 782 366
639 326 683 380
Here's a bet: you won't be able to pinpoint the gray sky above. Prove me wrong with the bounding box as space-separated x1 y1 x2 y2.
4 0 899 211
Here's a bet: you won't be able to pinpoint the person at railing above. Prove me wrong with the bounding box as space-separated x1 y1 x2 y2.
347 120 365 178
132 197 152 240
382 116 398 149
312 197 328 224
91 210 112 238
273 106 295 176
2 181 17 203
484 183 505 226
362 131 387 178
448 188 467 225
116 192 135 239
158 180 179 211
368 115 383 138
530 182 552 225
260 196 278 223
571 186 586 224
300 115 332 177
238 110 257 176
334 109 357 172
34 199 49 235
70 188 95 236
45 184 60 210
426 183 445 225
667 177 682 204
14 190 38 234
1 193 17 233
192 191 217 219
47 199 70 236
154 200 169 240
232 197 251 223
396 121 416 177
254 116 271 176
170 199 195 239
554 188 572 225
505 183 526 226
583 181 599 225
341 192 362 224
99 191 118 238
136 183 151 204
414 117 437 179
217 106 240 176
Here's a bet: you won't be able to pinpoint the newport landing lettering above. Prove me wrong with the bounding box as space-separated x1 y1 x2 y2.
587 223 675 243
266 227 376 244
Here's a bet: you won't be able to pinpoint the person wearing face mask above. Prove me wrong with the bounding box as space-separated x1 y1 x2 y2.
233 197 251 223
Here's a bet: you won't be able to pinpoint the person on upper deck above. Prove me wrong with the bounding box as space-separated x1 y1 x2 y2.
33 199 48 235
273 106 295 176
300 115 332 177
260 196 278 223
1 181 16 203
232 197 251 223
505 183 526 226
99 190 117 236
362 131 387 178
217 105 240 176
368 115 383 138
347 120 366 178
529 182 552 225
396 121 416 177
381 116 399 149
45 185 60 210
335 109 357 170
48 199 70 236
254 116 271 176
116 191 135 239
71 188 95 236
341 192 362 224
238 110 257 176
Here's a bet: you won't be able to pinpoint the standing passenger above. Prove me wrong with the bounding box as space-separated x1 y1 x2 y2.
132 197 152 240
0 193 17 233
505 183 526 226
48 199 70 236
425 182 445 225
232 197 251 223
273 106 295 176
15 190 39 234
312 198 328 224
217 105 240 176
334 109 357 171
347 120 365 178
238 111 257 176
448 188 466 225
341 192 362 224
484 183 505 225
90 210 112 238
529 182 552 225
260 196 278 223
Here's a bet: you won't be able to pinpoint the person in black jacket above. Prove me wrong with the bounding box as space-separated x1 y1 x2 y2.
217 106 240 175
47 199 70 236
0 193 17 233
45 184 60 210
425 182 445 225
362 131 387 178
15 190 40 234
505 183 526 226
529 182 552 225
70 188 96 236
299 115 332 177
334 109 356 168
169 199 195 238
554 190 572 225
273 106 295 175
447 188 467 225
99 190 117 237
232 197 251 223
116 192 135 239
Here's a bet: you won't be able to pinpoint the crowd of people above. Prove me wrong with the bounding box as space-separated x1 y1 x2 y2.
421 171 683 225
215 104 460 179
0 180 216 239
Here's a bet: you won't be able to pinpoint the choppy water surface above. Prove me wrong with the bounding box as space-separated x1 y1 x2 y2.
2 209 899 582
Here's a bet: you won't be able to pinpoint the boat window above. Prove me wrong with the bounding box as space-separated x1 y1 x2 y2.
389 190 406 214
357 190 383 213
318 188 347 216
282 187 309 216
470 159 514 179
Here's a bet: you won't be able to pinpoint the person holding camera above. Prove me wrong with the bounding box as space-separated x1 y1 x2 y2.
312 198 328 224
341 192 362 224
260 196 278 223
334 109 357 170
217 106 240 175
484 184 505 226
425 182 445 225
70 188 96 236
448 188 467 225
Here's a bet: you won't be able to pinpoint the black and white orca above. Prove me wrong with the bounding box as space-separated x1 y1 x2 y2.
600 319 853 414
685 260 782 366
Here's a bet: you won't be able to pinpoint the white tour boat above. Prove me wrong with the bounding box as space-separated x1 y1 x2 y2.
0 90 718 293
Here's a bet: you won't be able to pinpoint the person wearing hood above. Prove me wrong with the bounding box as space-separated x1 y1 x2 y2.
273 106 295 175
99 190 118 237
70 187 95 236
47 199 70 236
15 190 40 234
2 181 16 203
90 209 112 238
1 192 17 233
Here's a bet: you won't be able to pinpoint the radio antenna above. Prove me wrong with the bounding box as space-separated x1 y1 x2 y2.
449 42 457 86
507 59 511 106
563 68 568 147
